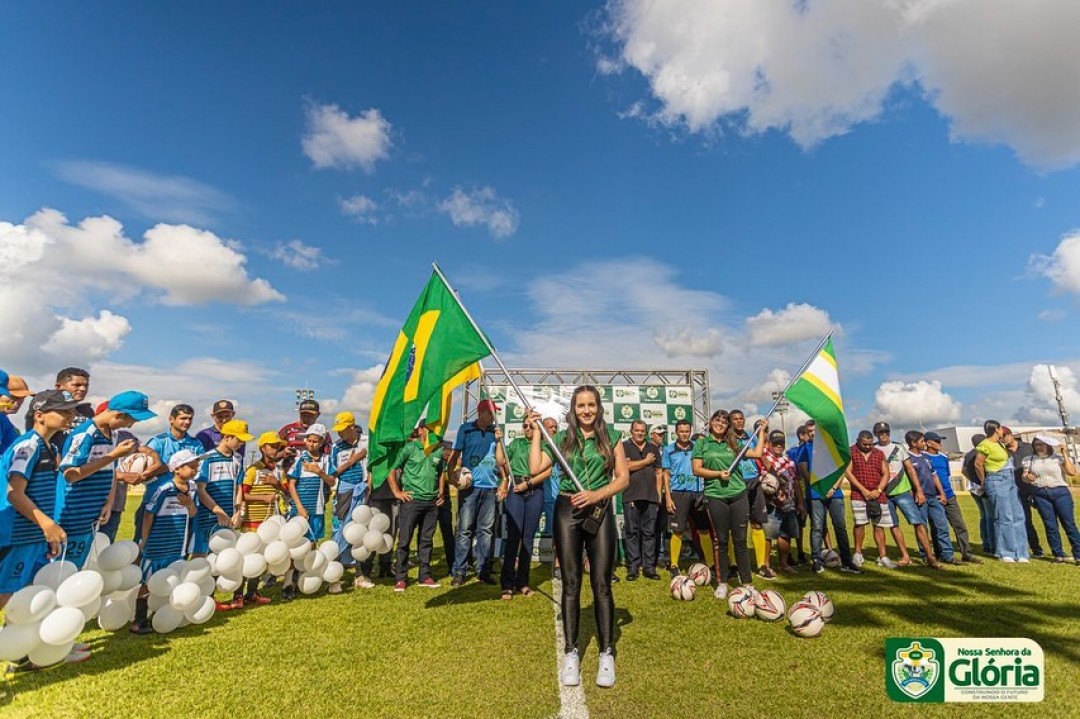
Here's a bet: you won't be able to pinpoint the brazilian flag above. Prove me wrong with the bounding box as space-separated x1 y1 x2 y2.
368 270 491 487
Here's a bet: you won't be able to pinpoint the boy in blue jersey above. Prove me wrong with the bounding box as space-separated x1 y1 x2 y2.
135 404 201 538
132 449 199 634
282 424 334 600
57 391 155 568
0 390 80 609
329 412 368 591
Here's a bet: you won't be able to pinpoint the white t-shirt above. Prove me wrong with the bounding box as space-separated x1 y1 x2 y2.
1022 454 1067 489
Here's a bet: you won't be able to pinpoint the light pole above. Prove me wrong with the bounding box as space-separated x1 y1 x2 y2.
1048 366 1076 462
295 388 314 410
771 391 790 437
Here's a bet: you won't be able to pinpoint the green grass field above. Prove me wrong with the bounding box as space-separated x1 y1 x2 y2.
3 496 1078 718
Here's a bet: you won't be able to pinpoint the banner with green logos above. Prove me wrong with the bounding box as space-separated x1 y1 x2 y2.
886 638 1044 703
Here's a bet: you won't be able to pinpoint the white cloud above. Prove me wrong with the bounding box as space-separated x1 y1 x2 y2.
1017 363 1080 425
653 327 724 358
268 239 330 271
874 380 962 426
602 0 1080 169
42 311 131 362
54 161 233 225
438 187 520 239
1031 231 1080 294
746 303 835 347
302 103 392 172
339 364 385 425
339 194 380 224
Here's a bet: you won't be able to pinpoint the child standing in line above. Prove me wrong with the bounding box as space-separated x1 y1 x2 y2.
283 424 335 599
237 432 288 605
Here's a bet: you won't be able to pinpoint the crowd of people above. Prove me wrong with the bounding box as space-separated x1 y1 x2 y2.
1 366 1078 685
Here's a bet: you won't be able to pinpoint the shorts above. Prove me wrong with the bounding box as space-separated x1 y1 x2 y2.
763 507 798 541
141 554 182 582
303 514 325 543
0 542 50 594
190 523 228 555
746 478 768 527
888 491 924 526
64 530 96 569
852 499 897 529
668 491 709 534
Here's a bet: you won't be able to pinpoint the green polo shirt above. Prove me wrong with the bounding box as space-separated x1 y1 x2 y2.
506 437 532 478
976 439 1010 474
692 435 745 499
543 428 622 492
392 441 441 501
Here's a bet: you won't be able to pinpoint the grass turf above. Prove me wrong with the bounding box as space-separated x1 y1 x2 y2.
2 496 1077 718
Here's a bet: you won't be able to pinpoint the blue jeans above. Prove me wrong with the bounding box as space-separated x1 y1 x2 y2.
809 497 851 564
971 490 995 554
984 468 1028 560
916 497 954 561
501 487 544 590
453 487 497 577
1030 485 1080 560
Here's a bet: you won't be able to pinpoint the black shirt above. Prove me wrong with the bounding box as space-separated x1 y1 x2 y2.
622 439 660 503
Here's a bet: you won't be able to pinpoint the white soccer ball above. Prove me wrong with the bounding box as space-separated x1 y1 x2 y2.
822 549 841 568
670 575 696 600
5 585 57 625
759 472 780 496
169 582 202 612
369 513 391 534
242 553 268 579
118 451 151 476
38 606 85 646
56 571 105 609
351 544 371 562
0 621 43 660
297 572 322 595
147 569 181 598
27 640 74 667
235 532 264 556
152 606 184 634
352 505 373 525
789 601 825 638
264 540 289 565
456 467 473 491
802 591 835 622
727 586 757 619
33 560 77 588
256 521 281 543
322 561 344 584
214 548 243 577
208 528 238 553
98 598 133 631
318 540 341 562
117 564 143 592
688 563 712 586
755 589 787 621
185 596 216 625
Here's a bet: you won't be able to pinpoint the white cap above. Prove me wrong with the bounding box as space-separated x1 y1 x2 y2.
1034 434 1060 447
305 423 328 438
168 449 204 472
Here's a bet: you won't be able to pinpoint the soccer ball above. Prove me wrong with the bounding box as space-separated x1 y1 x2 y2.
687 563 712 586
669 576 696 601
822 549 841 568
456 467 473 491
759 472 780 496
802 591 835 622
727 586 756 618
788 601 824 638
754 589 787 621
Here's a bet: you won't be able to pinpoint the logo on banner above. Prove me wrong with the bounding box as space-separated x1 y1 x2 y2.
891 641 941 700
673 406 687 421
620 405 634 419
886 638 1043 703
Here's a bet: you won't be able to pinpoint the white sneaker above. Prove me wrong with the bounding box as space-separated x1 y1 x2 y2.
1001 557 1016 563
877 557 898 569
596 650 616 688
852 552 864 568
561 649 581 686
1017 557 1030 563
328 581 343 595
713 583 729 600
354 575 375 589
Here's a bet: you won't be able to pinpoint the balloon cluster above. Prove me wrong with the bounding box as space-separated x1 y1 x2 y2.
340 505 394 566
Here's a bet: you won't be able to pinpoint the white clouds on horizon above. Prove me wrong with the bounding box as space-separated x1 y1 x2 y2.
874 379 962 426
302 103 392 172
746 303 835 347
438 187 520 239
268 238 331 271
1030 230 1080 294
601 0 1080 169
339 194 380 224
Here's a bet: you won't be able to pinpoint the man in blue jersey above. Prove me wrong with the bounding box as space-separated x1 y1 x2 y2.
134 405 201 538
329 412 368 589
0 390 80 609
448 399 505 587
662 419 714 576
1 375 34 456
57 391 155 568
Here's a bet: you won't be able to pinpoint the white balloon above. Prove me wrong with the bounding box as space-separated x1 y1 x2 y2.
264 540 289 565
288 543 311 561
56 571 105 608
350 544 371 562
343 522 366 545
147 569 180 597
318 540 341 561
303 551 327 574
147 593 169 613
205 553 218 574
322 561 344 583
208 528 238 553
352 505 373 525
169 582 202 612
185 596 216 625
235 532 264 556
181 558 213 584
216 575 242 593
280 522 306 547
77 596 102 622
0 621 42 660
267 558 292 577
98 598 132 631
379 534 395 555
242 553 267 579
99 569 123 594
28 640 74 667
38 607 85 646
298 572 322 595
33 560 77 588
196 574 217 597
5 585 56 625
97 544 132 572
152 606 184 634
362 529 383 551
265 514 286 527
114 540 141 565
117 564 143 592
288 515 310 535
167 559 189 575
215 548 243 577
370 513 391 534
256 521 280 543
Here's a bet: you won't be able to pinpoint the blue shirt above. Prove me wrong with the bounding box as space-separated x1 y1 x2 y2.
4 431 63 545
662 441 700 492
735 432 760 481
0 414 18 456
453 422 499 489
195 449 243 529
794 440 843 500
57 419 116 534
144 482 192 559
926 451 955 499
908 451 939 496
142 431 204 505
330 438 366 492
288 450 330 516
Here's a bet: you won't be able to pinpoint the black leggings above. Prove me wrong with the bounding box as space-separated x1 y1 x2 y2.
705 491 753 585
553 494 617 653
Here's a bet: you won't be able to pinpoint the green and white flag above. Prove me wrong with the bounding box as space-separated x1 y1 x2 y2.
785 336 850 496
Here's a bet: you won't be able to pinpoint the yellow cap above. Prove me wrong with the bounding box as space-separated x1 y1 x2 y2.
256 431 286 447
220 419 255 442
332 411 356 433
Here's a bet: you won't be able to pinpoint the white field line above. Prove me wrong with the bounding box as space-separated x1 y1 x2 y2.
551 577 589 719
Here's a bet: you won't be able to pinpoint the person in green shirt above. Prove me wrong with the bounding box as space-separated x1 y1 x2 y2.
691 409 766 600
388 426 446 590
496 419 553 598
529 385 629 690
974 420 1029 562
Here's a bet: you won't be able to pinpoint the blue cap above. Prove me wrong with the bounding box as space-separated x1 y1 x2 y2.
108 391 157 421
0 369 9 396
924 431 946 443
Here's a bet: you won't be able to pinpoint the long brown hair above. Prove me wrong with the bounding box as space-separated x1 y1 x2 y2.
709 409 739 452
560 385 614 474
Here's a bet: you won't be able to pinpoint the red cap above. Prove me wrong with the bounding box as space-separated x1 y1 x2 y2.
95 401 109 416
477 399 499 413
1001 426 1013 436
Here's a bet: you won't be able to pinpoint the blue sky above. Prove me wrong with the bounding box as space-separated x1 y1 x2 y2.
2 1 1080 437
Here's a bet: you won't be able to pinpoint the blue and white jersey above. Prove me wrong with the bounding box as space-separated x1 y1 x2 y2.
662 441 701 492
0 414 18 456
195 449 242 529
3 431 63 545
288 450 329 516
57 419 116 534
330 437 366 491
141 431 204 505
735 432 760 481
144 482 192 559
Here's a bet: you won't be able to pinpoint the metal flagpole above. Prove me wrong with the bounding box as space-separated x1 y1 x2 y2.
432 262 587 492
